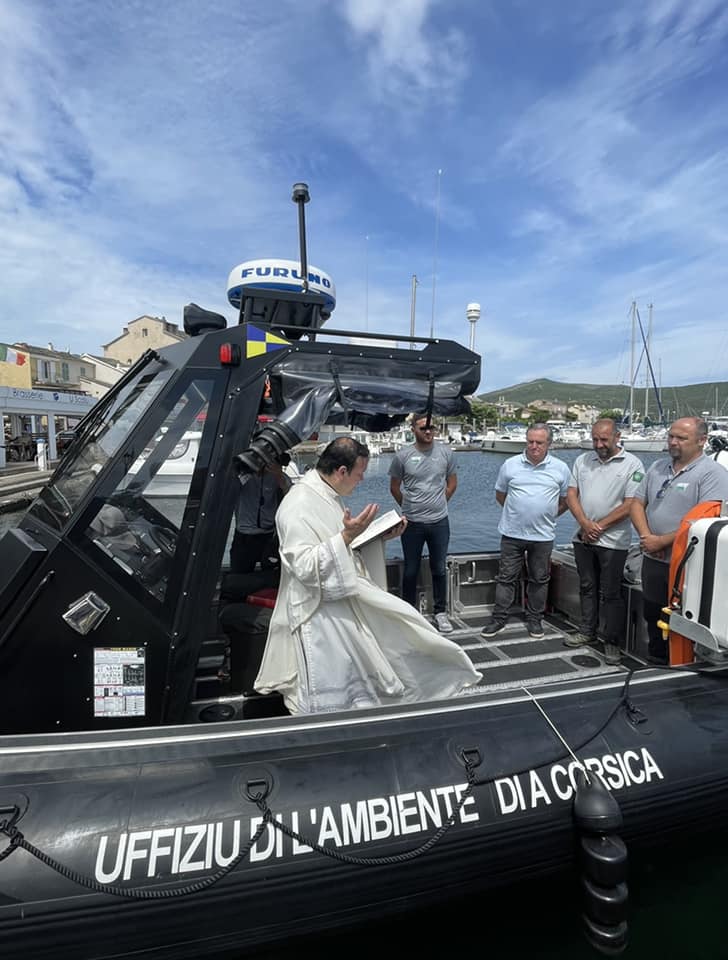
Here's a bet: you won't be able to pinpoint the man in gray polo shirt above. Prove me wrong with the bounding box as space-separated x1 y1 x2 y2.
631 416 728 664
563 419 644 664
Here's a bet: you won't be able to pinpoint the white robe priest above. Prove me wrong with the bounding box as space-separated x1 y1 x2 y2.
255 468 480 713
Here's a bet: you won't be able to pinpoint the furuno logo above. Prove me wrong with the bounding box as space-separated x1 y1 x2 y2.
239 265 332 288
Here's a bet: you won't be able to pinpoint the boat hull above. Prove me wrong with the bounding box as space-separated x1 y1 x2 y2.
3 668 728 958
619 437 667 453
480 437 525 453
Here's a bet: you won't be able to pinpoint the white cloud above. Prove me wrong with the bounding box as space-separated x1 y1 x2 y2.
340 0 467 106
1 0 727 398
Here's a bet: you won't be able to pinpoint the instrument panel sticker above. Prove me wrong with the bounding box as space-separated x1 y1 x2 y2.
94 647 146 717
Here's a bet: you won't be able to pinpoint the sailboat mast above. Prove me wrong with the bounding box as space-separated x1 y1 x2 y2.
659 358 662 420
644 303 653 420
629 301 636 429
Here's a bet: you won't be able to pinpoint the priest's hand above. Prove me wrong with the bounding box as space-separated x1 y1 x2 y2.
342 504 379 546
382 517 407 540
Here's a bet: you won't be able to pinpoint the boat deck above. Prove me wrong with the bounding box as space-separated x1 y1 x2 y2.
443 610 635 694
188 548 650 721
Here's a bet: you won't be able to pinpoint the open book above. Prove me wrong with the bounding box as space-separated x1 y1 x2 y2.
350 509 403 551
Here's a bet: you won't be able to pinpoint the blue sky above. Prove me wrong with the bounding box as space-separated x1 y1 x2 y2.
2 0 728 393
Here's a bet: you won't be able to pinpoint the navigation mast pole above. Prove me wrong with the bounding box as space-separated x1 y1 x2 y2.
409 274 419 349
430 168 442 338
365 235 369 331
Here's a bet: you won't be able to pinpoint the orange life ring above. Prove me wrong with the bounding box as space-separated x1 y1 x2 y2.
667 500 723 665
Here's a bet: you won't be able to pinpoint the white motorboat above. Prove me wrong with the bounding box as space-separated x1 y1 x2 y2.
618 431 667 453
481 430 527 454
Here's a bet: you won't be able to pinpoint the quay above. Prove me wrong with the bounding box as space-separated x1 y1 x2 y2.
0 462 53 514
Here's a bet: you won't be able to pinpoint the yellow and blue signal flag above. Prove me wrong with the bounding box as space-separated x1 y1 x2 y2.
245 325 290 358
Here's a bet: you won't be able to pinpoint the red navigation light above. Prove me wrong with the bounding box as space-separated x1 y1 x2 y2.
219 343 241 366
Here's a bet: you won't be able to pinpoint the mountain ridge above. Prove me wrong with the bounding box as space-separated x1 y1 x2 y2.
477 378 728 418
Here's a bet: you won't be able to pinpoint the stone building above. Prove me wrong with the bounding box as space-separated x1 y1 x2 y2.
103 315 187 365
1 343 96 466
80 354 129 400
12 343 89 391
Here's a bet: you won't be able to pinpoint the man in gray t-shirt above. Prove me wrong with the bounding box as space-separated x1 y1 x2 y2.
631 416 728 664
564 419 644 664
389 414 457 633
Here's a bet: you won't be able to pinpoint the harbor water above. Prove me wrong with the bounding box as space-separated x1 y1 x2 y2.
0 448 661 546
3 448 727 957
346 448 665 556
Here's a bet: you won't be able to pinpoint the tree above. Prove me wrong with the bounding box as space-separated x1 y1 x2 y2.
598 409 625 423
468 399 499 429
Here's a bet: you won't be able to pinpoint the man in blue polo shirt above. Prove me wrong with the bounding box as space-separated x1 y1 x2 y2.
481 423 571 639
630 416 728 664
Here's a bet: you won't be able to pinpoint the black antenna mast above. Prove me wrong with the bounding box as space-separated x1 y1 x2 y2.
292 182 310 294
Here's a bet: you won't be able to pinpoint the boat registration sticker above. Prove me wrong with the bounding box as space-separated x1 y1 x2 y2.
93 647 146 717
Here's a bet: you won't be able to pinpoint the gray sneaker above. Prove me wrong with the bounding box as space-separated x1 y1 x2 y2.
563 633 597 649
481 618 506 638
526 620 545 639
434 613 454 634
603 643 622 666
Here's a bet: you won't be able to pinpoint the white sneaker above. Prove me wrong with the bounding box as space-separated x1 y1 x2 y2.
435 613 454 633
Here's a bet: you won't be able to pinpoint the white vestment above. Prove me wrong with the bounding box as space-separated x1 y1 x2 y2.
254 469 480 714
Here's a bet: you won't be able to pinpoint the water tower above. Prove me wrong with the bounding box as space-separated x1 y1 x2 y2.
466 302 480 351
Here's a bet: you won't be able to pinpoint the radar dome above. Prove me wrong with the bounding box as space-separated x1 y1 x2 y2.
227 259 336 314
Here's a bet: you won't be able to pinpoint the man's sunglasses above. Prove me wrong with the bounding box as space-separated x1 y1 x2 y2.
656 477 673 500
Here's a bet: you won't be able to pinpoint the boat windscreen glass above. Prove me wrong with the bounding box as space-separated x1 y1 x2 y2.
81 378 214 604
28 363 174 530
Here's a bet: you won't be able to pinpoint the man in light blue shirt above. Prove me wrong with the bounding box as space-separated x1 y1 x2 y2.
482 423 571 639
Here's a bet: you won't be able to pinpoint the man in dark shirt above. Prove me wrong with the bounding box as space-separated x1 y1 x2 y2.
230 458 291 574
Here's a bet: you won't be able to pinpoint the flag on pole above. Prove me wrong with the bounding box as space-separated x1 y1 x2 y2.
0 344 27 366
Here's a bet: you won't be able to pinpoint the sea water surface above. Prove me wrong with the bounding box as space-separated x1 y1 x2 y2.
3 449 727 957
347 448 664 554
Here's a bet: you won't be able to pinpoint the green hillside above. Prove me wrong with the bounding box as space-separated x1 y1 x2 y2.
477 378 728 419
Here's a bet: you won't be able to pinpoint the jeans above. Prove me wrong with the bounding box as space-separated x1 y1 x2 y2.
641 555 670 660
573 542 628 646
401 517 450 614
493 535 553 624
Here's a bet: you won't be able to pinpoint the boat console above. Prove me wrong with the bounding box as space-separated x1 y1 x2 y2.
0 183 480 734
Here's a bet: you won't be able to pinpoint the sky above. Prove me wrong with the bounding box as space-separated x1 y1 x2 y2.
2 0 728 395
